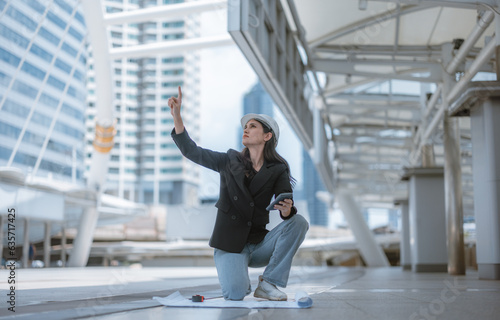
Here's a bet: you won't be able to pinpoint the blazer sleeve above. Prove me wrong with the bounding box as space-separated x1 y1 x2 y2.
273 166 297 220
171 128 228 172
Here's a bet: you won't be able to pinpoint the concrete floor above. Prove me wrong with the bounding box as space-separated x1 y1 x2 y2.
0 266 499 319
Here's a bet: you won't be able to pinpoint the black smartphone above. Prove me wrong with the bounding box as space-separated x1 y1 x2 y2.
266 192 293 211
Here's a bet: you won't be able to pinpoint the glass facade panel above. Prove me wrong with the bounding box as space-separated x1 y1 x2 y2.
39 27 60 46
47 11 67 30
21 61 46 80
0 23 29 49
0 47 21 67
30 43 53 62
6 6 37 31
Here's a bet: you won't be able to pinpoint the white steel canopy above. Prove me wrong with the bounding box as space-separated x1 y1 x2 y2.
287 0 495 210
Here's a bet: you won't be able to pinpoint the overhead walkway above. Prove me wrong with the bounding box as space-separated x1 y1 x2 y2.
0 266 498 319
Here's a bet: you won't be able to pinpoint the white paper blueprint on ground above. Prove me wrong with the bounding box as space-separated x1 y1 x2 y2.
153 291 312 309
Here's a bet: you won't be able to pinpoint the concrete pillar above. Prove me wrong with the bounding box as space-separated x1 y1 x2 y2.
337 193 390 267
470 97 500 280
61 224 67 267
395 199 411 270
68 207 98 267
44 222 51 268
403 167 447 272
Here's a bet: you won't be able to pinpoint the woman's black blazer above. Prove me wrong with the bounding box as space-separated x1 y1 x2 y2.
172 129 296 253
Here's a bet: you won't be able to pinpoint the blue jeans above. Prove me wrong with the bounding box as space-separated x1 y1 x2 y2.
213 214 309 300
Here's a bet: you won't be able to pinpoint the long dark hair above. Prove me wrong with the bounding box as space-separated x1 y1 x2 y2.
240 119 296 187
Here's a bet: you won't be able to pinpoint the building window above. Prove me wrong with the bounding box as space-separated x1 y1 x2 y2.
21 61 46 80
162 21 184 28
0 23 29 49
162 69 184 76
162 57 183 64
162 81 183 88
48 75 66 91
30 44 53 62
0 47 20 67
55 58 72 74
6 6 37 31
47 11 67 30
39 27 60 46
68 26 84 41
163 0 184 4
62 42 78 57
109 168 119 174
54 0 73 15
162 33 184 40
111 31 122 39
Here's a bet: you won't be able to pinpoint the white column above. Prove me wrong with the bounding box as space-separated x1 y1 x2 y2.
470 97 500 280
337 193 390 267
69 0 115 267
68 207 98 267
403 167 447 272
395 199 411 270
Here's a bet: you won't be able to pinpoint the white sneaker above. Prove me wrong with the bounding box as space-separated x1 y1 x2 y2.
254 275 287 301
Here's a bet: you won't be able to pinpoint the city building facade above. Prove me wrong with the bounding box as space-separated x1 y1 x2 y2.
85 0 201 205
0 0 87 184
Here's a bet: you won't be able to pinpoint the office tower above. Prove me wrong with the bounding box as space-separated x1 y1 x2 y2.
0 0 87 183
85 0 201 205
302 149 328 226
239 82 273 149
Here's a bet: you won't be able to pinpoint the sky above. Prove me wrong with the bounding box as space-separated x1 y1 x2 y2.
197 8 303 199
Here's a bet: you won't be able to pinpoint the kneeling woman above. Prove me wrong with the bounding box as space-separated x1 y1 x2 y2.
169 87 309 301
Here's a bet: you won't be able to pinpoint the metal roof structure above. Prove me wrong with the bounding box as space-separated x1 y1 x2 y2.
295 1 496 212
229 0 499 214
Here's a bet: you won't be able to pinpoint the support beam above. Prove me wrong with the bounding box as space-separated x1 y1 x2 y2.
337 193 390 267
44 222 51 268
315 44 446 58
104 0 226 25
442 43 466 276
69 0 114 268
314 59 441 82
109 35 233 59
61 225 67 267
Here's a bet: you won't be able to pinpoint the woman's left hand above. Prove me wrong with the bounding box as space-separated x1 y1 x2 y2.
275 198 293 217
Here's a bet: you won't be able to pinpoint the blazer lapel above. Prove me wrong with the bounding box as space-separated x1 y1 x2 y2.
248 161 274 195
228 152 253 199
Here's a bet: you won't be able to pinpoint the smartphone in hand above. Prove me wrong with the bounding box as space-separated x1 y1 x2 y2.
266 193 293 211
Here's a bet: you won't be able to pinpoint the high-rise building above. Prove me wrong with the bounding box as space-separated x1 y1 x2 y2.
0 0 87 183
85 0 201 205
239 82 273 149
302 149 329 226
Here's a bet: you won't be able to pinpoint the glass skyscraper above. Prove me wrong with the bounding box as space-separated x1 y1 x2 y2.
0 0 87 183
85 0 201 205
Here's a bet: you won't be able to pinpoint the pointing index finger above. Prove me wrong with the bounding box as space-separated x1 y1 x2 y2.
178 86 182 99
